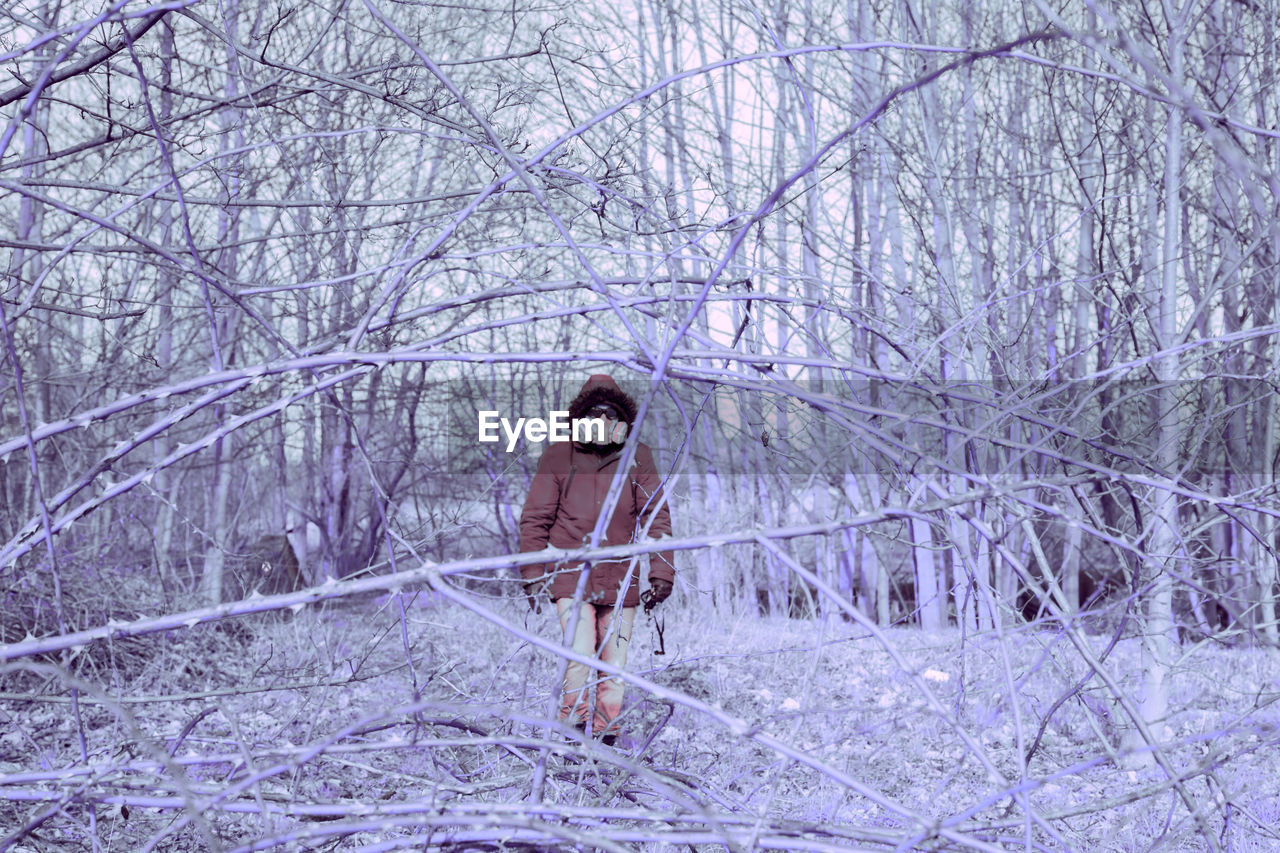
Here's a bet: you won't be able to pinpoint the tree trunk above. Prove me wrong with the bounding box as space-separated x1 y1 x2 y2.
1127 10 1188 761
200 0 246 603
912 515 942 630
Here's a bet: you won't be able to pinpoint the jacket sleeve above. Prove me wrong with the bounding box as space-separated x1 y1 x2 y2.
633 443 676 583
519 448 561 584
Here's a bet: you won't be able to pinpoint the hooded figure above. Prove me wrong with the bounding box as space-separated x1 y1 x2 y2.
519 374 675 743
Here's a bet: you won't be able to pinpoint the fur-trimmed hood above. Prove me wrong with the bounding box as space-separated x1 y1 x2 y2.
567 374 637 425
566 374 637 454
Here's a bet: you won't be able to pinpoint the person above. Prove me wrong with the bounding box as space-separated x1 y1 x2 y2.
519 374 675 745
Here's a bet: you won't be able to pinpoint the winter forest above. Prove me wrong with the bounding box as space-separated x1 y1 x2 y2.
3 0 1280 848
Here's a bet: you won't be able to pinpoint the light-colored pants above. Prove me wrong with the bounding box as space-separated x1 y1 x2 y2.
555 599 635 734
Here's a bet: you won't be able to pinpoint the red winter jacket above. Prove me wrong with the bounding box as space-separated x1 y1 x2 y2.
518 375 675 607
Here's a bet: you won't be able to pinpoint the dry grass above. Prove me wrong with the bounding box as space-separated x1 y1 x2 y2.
2 589 1279 852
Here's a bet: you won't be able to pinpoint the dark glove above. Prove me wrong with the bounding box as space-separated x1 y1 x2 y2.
642 578 673 612
523 580 544 614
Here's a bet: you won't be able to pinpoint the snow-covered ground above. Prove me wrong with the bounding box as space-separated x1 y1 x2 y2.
3 592 1278 851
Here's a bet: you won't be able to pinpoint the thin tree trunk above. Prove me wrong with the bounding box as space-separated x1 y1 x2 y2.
1128 7 1188 760
152 19 179 595
201 0 246 603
